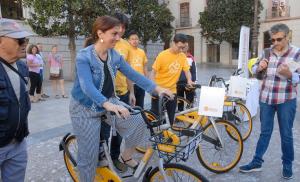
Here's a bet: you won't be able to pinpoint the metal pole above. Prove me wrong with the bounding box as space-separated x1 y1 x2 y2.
252 0 259 58
0 2 2 18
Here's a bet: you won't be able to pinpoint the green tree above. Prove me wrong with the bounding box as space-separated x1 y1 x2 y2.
119 0 174 52
199 0 263 45
22 0 113 78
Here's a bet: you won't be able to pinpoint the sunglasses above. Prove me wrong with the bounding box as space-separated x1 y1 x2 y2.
16 38 29 45
271 37 285 43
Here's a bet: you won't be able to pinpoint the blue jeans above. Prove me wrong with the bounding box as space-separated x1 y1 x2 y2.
0 140 27 182
253 99 296 169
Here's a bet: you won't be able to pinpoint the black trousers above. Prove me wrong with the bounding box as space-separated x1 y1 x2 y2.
151 94 177 125
29 71 42 96
177 85 195 111
134 85 145 109
100 91 129 160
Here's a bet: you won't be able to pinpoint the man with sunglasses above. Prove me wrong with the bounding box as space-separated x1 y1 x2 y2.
239 23 300 180
0 18 33 181
150 33 193 125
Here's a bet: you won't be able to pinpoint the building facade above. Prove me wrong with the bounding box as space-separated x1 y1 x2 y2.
167 0 300 65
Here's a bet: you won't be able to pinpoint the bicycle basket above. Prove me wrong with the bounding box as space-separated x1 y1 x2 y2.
149 127 203 163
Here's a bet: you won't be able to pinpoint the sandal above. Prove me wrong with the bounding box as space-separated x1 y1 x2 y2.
62 95 69 98
120 156 139 170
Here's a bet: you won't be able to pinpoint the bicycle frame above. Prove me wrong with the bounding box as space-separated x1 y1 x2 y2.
173 107 225 148
102 142 173 181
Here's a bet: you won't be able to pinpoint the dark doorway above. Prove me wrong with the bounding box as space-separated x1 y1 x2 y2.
1 0 23 20
207 44 220 63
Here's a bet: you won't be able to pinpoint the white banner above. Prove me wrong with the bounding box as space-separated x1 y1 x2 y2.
198 86 226 118
238 26 250 78
228 76 248 99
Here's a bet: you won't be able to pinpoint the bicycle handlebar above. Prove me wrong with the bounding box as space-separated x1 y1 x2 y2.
208 75 228 89
109 106 142 116
177 83 202 90
232 68 244 76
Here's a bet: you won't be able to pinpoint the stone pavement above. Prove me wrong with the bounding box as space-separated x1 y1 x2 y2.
25 63 300 181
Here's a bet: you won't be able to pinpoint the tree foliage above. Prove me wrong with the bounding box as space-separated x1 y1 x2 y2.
199 0 263 44
23 0 112 37
118 0 174 50
22 0 174 61
22 0 116 79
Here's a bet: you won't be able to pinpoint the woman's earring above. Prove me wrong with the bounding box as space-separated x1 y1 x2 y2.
100 39 104 43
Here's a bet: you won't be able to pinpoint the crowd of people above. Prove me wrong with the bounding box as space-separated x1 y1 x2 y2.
25 43 67 103
0 14 299 182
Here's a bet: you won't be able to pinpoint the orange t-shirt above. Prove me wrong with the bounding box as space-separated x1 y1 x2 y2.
128 47 147 75
114 39 131 95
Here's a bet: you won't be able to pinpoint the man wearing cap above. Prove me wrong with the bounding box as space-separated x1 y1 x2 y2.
0 18 33 181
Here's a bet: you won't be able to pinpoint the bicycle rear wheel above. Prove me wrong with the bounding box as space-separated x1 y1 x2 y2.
196 119 243 173
224 102 252 141
145 163 208 182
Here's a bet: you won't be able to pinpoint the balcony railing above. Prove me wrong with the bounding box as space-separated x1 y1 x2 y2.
265 5 290 19
176 17 192 28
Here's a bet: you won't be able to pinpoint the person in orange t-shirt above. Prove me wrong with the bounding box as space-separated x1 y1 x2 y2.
150 33 193 124
128 30 148 108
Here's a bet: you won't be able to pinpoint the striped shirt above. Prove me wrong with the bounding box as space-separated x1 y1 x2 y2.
254 45 300 104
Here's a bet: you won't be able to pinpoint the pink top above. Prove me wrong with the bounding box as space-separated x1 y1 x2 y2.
48 53 62 69
27 54 42 73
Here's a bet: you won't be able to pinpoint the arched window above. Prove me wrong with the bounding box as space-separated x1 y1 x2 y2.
0 0 23 20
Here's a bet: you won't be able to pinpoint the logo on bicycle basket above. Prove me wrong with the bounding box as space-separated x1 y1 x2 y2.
204 106 218 112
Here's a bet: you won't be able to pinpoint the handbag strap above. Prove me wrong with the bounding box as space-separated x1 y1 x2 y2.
0 57 28 85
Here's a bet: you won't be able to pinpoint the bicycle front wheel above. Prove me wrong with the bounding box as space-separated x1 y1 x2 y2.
145 163 208 182
196 119 243 173
63 135 79 182
63 135 121 182
225 102 253 141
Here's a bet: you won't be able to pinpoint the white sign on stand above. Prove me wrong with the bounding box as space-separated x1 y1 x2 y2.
238 26 250 78
228 76 248 99
198 86 226 118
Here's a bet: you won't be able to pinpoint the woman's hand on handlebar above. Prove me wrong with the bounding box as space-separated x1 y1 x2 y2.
154 86 174 100
187 80 195 88
102 102 130 119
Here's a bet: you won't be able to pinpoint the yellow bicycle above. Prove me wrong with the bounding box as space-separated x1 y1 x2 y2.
138 94 244 174
59 106 208 182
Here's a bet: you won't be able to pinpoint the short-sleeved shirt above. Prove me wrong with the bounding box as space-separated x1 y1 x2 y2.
48 53 62 69
128 47 147 75
152 49 190 93
26 54 42 73
255 45 300 104
114 39 131 95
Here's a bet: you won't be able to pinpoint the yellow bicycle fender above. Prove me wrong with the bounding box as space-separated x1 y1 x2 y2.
163 130 180 145
157 144 176 153
95 167 122 182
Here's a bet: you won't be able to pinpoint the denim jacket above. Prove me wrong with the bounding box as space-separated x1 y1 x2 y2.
71 45 156 112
